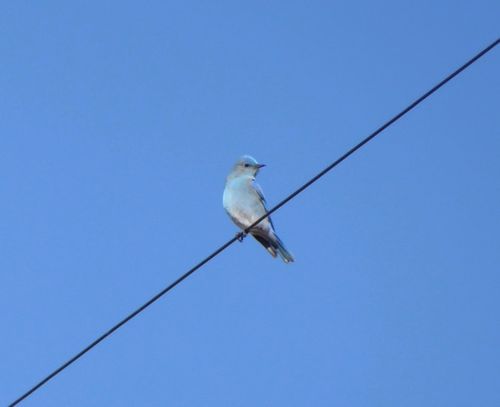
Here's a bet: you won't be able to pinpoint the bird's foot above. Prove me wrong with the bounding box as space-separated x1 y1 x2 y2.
236 231 247 242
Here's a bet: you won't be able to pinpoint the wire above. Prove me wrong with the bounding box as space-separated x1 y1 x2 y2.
10 37 499 406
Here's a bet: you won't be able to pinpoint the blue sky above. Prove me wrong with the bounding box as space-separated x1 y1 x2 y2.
1 1 499 406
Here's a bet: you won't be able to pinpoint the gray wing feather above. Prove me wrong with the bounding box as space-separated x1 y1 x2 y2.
251 178 274 229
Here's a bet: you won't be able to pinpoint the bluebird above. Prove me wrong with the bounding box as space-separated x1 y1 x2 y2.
223 155 294 263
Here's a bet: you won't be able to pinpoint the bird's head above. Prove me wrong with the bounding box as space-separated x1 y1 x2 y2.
231 155 266 177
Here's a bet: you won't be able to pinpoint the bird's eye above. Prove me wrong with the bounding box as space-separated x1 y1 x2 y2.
244 163 250 167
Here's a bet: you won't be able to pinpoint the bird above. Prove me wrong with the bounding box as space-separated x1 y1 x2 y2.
223 155 294 263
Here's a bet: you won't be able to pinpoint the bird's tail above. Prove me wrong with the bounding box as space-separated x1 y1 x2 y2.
273 233 294 263
251 231 295 263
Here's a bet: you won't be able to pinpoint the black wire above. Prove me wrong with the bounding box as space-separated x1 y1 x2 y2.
10 37 499 406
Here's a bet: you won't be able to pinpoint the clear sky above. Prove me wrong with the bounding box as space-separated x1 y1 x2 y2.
1 1 499 406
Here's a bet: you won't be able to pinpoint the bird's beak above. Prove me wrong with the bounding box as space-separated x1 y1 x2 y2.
257 164 266 169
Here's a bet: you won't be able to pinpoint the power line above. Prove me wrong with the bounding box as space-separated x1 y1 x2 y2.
10 37 499 406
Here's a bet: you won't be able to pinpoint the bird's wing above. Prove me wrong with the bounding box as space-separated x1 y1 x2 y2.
251 178 275 229
251 178 266 204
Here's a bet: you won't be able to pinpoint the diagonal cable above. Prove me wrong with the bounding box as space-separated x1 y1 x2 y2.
10 37 499 406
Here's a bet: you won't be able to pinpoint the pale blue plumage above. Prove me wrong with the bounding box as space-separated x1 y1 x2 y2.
223 155 294 263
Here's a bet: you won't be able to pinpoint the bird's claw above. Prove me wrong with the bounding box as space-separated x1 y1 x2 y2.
236 232 247 242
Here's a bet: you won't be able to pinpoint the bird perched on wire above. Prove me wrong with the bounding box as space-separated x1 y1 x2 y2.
223 155 294 263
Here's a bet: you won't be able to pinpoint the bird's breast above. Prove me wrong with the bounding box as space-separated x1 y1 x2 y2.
223 179 270 231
